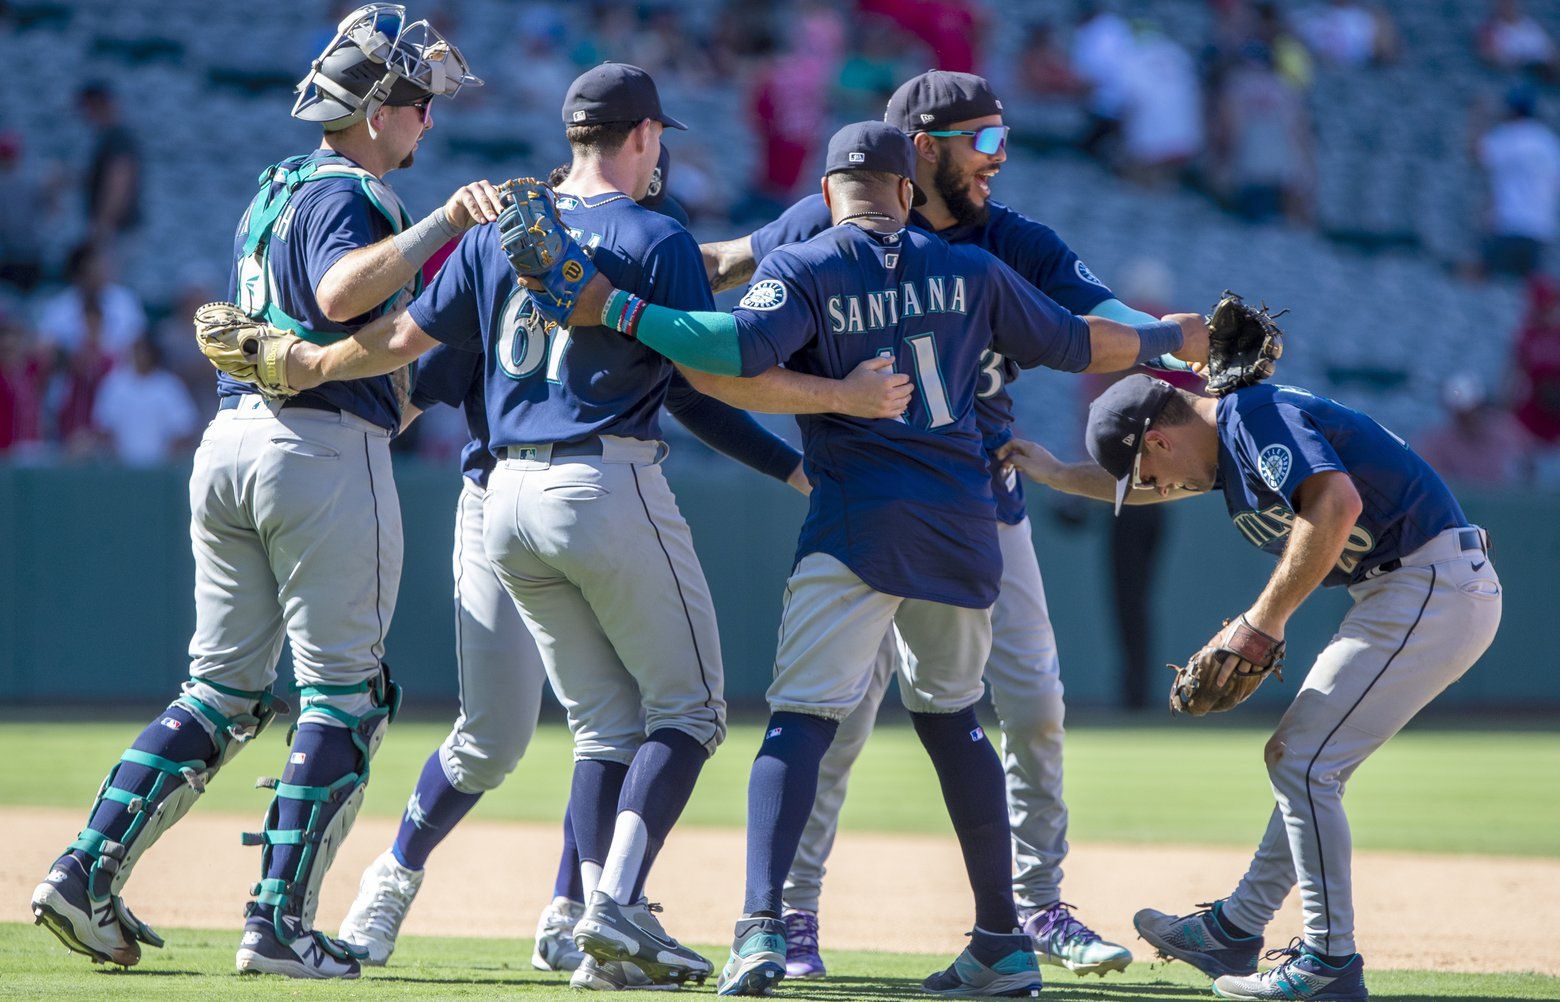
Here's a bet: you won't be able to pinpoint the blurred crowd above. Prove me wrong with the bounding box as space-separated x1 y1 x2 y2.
2 0 1560 479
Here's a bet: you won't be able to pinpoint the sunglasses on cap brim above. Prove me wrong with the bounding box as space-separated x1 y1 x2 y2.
920 125 1008 156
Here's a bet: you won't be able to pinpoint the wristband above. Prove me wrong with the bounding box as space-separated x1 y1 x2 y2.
1132 320 1183 367
621 296 649 338
600 289 631 329
392 207 461 268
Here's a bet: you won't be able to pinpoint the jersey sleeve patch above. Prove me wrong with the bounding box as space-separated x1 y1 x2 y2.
1074 259 1107 288
1258 444 1293 491
739 279 789 311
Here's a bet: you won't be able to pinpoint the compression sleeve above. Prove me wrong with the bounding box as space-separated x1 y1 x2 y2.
665 377 803 482
632 303 745 376
1089 297 1193 372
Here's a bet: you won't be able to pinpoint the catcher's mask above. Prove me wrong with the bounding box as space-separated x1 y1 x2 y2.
292 3 480 138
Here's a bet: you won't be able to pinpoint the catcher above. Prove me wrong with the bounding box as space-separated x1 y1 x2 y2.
999 370 1500 1001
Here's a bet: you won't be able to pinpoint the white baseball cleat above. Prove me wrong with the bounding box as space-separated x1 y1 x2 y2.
236 914 363 979
532 895 586 972
337 850 425 966
31 856 146 968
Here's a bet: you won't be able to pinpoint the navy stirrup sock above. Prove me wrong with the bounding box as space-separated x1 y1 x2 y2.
553 802 584 902
391 749 482 870
911 708 1017 933
742 711 838 917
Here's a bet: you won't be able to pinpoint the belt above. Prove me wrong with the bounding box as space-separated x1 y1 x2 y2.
504 438 604 461
1367 526 1488 578
218 395 342 415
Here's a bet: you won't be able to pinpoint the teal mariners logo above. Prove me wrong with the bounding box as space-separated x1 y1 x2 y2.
1258 444 1292 491
740 279 788 311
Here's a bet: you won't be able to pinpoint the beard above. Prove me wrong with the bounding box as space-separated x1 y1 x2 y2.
398 148 416 170
932 148 989 229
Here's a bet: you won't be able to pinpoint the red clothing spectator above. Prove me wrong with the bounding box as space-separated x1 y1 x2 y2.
0 322 45 452
860 0 980 73
1513 276 1560 444
1417 375 1535 487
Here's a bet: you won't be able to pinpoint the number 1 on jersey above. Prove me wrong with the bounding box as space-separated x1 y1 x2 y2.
903 334 955 428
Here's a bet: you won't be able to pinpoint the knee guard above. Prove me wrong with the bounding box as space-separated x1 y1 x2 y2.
244 663 400 943
70 679 285 946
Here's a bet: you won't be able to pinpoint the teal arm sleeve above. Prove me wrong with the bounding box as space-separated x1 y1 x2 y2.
633 304 745 377
1089 297 1193 372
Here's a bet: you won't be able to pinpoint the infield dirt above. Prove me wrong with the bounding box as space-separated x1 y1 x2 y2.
4 806 1555 976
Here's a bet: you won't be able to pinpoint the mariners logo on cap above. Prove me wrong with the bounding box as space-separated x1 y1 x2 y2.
1258 444 1292 491
739 279 788 311
647 166 663 198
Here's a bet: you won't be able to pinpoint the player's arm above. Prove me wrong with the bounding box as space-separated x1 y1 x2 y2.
997 438 1197 504
700 235 757 294
664 372 805 489
1088 298 1196 373
286 307 438 389
314 180 505 322
676 358 911 418
1242 471 1362 639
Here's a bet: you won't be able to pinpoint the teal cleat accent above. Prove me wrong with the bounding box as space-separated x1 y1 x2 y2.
718 916 787 997
921 928 1042 998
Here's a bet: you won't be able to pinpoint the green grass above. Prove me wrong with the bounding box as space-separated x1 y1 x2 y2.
0 923 1555 1000
1 720 1555 857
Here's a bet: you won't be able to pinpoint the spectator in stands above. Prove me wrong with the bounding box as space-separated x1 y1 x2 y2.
36 242 146 365
1479 0 1557 76
0 311 45 455
1070 2 1135 156
1476 87 1560 278
1119 24 1203 185
1416 374 1535 488
154 265 222 405
1252 1 1315 90
1213 44 1315 223
836 14 910 120
1296 0 1397 67
861 0 980 74
746 9 843 216
77 81 143 247
1015 22 1082 99
1511 275 1560 452
0 132 53 294
92 336 199 467
44 299 114 452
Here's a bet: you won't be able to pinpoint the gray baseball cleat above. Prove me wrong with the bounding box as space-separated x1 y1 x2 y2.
533 895 586 972
573 891 713 985
31 853 157 968
570 953 685 991
717 915 787 997
337 849 424 966
1021 901 1133 976
1213 942 1368 1000
236 914 363 979
1134 900 1261 978
920 928 1043 998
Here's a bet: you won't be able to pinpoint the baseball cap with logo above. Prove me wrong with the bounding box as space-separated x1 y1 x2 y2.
823 121 926 206
1085 374 1178 514
885 70 1003 133
562 62 686 130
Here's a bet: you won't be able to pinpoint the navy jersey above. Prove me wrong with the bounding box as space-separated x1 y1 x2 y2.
409 340 491 485
750 194 1113 523
732 224 1091 607
409 191 715 448
221 149 402 429
1215 384 1469 587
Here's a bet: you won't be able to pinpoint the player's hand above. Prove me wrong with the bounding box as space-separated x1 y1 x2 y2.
518 273 613 328
996 437 1062 485
786 461 812 496
834 356 913 419
444 180 505 231
1166 312 1210 367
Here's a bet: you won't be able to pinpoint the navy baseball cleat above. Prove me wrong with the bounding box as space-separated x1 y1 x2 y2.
1213 941 1369 1000
31 853 149 968
1134 900 1261 978
921 928 1042 997
718 915 787 996
235 914 363 979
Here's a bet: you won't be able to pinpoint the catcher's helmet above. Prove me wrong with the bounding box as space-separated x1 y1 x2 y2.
292 3 480 134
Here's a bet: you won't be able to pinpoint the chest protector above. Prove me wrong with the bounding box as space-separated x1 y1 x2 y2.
234 152 422 345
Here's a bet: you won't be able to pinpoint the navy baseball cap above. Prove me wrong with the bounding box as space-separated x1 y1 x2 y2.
824 121 926 206
886 70 1003 133
1085 374 1178 514
562 62 686 130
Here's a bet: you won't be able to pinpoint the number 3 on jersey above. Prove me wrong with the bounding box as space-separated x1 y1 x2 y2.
496 286 570 384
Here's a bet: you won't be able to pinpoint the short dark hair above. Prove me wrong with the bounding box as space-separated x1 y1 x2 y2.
565 120 639 156
1153 387 1200 428
825 169 904 201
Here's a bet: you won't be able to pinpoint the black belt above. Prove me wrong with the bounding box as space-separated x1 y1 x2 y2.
504 437 603 460
218 395 341 415
1370 527 1488 577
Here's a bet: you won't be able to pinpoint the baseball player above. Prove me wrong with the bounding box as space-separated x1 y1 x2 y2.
698 69 1179 977
213 65 913 989
335 176 823 987
1001 375 1502 1001
29 4 483 979
520 120 1207 997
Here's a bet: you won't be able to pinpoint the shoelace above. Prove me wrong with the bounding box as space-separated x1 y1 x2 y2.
359 872 419 937
1260 937 1305 967
1033 901 1101 946
785 912 819 952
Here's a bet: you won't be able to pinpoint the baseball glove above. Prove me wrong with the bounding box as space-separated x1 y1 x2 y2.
496 176 596 327
1204 291 1286 396
193 302 300 398
1168 615 1285 716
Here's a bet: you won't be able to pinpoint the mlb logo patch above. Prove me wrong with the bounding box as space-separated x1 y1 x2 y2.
160 716 182 731
767 727 783 739
969 727 985 742
848 151 866 164
290 751 307 765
